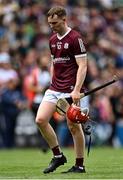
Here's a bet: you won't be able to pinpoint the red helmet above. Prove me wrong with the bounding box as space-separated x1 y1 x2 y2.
66 104 89 123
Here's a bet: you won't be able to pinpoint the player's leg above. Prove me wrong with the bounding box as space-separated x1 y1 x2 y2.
36 101 58 148
62 97 89 173
66 119 85 173
35 91 67 173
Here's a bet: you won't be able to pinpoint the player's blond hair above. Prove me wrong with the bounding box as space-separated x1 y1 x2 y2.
47 6 66 18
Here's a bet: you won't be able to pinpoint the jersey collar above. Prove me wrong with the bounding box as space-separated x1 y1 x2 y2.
57 27 71 40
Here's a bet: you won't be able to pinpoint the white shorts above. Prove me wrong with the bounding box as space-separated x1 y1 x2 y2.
42 89 89 108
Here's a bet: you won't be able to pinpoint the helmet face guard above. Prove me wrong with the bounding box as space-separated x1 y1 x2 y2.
66 104 89 123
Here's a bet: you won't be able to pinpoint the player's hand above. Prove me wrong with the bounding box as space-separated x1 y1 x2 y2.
70 90 81 105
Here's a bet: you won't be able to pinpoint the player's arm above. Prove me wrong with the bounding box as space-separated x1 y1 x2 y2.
49 41 54 80
50 56 54 79
70 56 87 103
70 35 87 103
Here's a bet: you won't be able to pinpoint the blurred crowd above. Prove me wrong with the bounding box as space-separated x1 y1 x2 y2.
0 0 123 150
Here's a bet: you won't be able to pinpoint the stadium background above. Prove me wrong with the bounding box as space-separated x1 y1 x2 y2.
0 0 123 151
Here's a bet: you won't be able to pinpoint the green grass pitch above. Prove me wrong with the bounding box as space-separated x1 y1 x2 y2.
0 146 123 179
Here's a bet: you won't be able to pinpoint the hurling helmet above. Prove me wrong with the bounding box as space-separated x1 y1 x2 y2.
66 104 89 123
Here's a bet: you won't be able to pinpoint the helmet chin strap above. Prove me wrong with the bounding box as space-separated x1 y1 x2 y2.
80 107 89 116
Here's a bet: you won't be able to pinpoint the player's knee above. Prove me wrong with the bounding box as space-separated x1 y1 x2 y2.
67 120 82 135
35 116 47 127
68 124 79 135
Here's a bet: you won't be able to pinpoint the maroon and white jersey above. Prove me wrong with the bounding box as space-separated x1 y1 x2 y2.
49 27 87 93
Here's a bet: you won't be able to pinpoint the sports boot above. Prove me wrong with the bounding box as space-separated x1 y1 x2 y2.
62 165 86 173
43 153 67 173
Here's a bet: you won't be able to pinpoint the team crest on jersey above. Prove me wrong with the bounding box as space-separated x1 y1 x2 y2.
64 43 69 49
70 85 74 90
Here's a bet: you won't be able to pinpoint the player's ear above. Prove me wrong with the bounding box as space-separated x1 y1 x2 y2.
62 17 66 22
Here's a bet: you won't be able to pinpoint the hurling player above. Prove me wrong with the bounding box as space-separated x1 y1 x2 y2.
35 6 87 173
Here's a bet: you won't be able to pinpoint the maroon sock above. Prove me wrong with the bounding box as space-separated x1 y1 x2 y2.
52 145 61 156
75 158 84 167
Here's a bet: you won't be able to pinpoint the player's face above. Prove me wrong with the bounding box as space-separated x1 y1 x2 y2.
48 14 65 33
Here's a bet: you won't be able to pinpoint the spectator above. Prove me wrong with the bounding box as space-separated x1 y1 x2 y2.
1 75 28 148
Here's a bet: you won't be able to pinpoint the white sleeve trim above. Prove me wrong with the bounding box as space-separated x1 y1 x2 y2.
75 53 87 58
